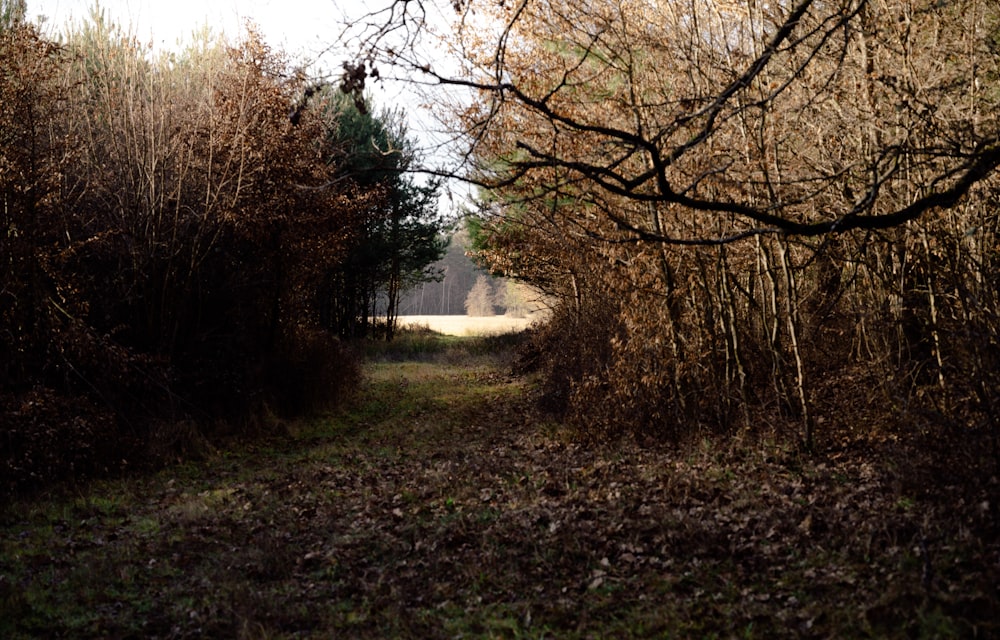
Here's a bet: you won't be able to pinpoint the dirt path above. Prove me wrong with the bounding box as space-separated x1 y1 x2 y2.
2 339 997 638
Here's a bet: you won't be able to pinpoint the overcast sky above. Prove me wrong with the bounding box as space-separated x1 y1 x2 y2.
27 0 350 62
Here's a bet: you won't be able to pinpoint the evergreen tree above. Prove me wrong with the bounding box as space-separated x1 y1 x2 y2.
317 90 446 339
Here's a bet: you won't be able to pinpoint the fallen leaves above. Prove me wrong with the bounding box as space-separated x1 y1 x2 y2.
1 346 998 638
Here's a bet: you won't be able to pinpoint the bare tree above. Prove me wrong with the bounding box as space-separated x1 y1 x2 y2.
464 274 497 316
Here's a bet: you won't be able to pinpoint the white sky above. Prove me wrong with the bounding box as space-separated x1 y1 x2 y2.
27 0 348 63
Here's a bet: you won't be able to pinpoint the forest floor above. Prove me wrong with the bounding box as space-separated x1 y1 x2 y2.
1 332 998 639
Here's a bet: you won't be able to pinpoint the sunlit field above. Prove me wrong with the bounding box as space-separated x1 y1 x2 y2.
396 313 547 336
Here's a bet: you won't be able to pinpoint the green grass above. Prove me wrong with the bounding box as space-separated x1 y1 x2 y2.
1 331 997 638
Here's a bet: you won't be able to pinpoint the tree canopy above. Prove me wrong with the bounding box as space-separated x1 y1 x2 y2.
348 0 1000 242
344 0 1000 447
0 12 442 491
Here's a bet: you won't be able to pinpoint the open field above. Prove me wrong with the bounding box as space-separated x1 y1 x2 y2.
396 313 547 336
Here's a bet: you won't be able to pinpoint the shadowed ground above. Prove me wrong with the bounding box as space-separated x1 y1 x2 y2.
1 334 997 638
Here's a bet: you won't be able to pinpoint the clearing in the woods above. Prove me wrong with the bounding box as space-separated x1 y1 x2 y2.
1 331 997 638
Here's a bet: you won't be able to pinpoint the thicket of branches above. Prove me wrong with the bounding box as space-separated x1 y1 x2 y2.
0 11 441 492
349 0 1000 451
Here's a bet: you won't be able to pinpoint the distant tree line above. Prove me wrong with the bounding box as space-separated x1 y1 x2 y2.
399 229 481 315
0 5 443 492
397 226 544 317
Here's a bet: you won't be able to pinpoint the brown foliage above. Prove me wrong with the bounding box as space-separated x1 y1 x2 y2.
0 22 371 491
451 0 1000 449
1 387 123 490
0 24 71 391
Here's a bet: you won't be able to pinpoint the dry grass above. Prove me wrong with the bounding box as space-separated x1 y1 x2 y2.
396 313 548 336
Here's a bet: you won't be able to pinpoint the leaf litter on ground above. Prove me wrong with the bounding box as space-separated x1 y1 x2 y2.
1 333 998 638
